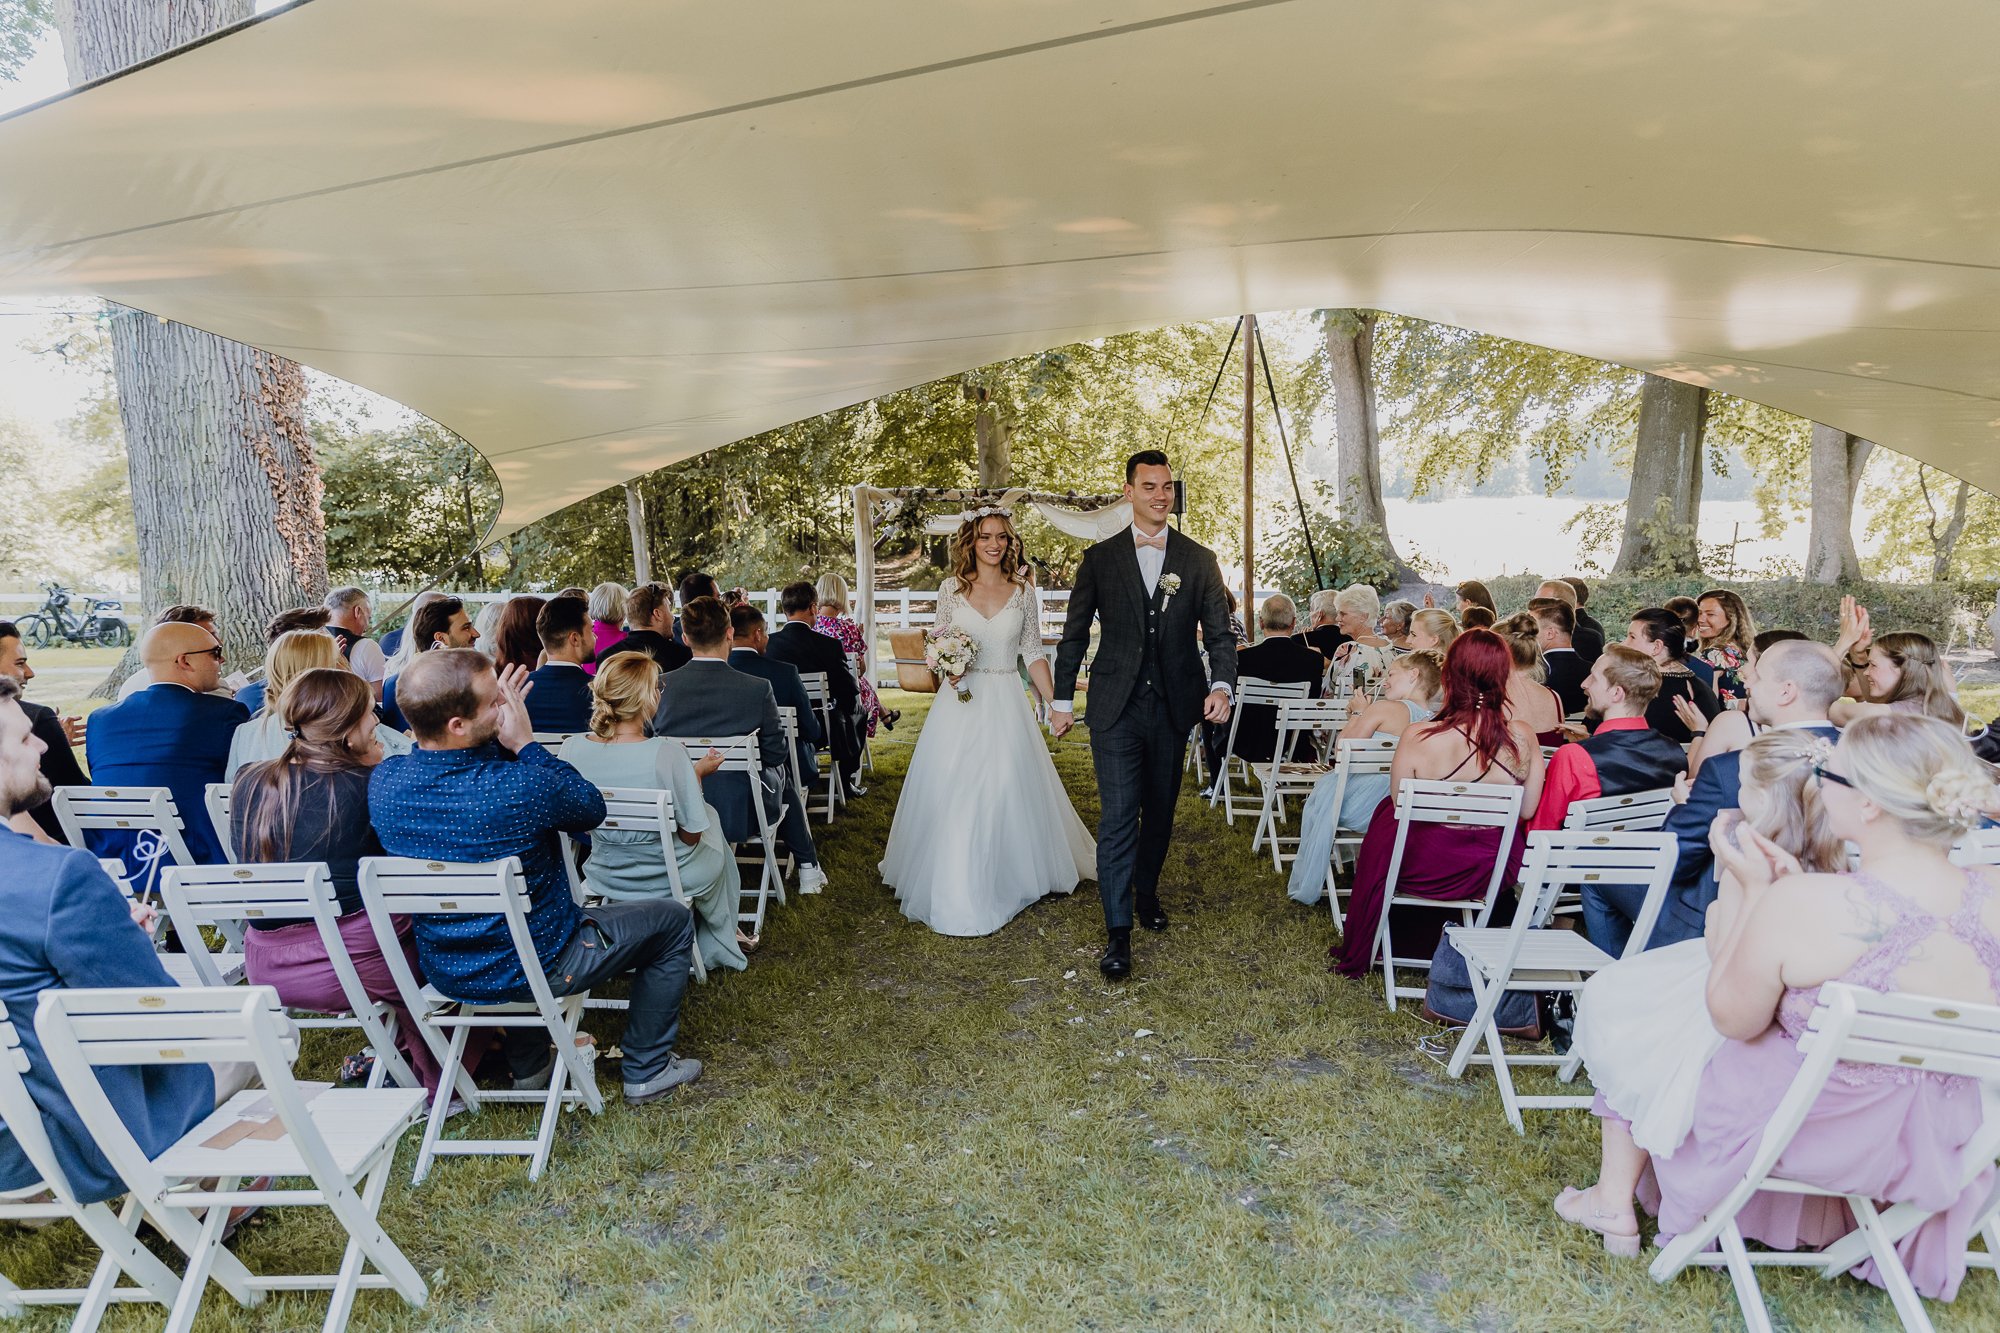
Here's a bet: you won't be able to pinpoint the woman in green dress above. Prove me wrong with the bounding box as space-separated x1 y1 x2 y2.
559 652 751 972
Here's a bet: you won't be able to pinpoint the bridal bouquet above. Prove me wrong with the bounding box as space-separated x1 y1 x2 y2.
925 626 978 701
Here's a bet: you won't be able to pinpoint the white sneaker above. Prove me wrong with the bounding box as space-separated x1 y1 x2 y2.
798 864 828 894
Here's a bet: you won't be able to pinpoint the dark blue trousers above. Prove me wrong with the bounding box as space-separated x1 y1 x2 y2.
1088 686 1188 930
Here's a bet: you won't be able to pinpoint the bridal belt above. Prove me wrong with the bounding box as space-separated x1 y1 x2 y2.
965 666 1021 676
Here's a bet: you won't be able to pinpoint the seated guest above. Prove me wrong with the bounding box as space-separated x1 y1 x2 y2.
766 582 864 798
380 590 445 663
1570 729 1844 1167
380 595 477 732
1498 614 1565 747
1833 619 1965 729
1287 649 1442 906
523 596 595 736
655 596 829 895
1380 599 1416 652
1622 607 1719 744
0 676 215 1205
1530 598 1588 716
1406 608 1458 656
1662 595 1706 685
558 654 749 972
1331 630 1545 978
1459 605 1495 630
234 606 333 717
1527 647 1686 831
1534 578 1603 666
673 571 721 645
370 650 702 1103
1584 637 1842 954
86 621 249 870
1301 588 1352 662
1455 580 1497 622
115 604 233 700
231 669 442 1093
1203 594 1322 778
323 586 388 701
1693 587 1756 705
227 630 410 779
1562 577 1606 666
0 621 87 844
1683 628 1811 777
727 603 823 787
469 596 507 659
815 573 897 733
489 595 547 679
604 581 693 672
585 583 629 676
1327 584 1395 689
1558 714 2000 1300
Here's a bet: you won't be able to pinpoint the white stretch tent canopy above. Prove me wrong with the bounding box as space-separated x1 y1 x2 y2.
3 0 1999 534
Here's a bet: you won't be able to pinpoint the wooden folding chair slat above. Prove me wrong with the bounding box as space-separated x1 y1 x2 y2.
1251 697 1348 869
1371 778 1526 1011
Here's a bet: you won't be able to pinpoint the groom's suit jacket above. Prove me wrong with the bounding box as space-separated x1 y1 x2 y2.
1055 526 1238 735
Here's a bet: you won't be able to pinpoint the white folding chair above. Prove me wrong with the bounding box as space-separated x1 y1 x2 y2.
160 863 422 1090
1650 983 2000 1333
796 672 844 823
1319 736 1401 927
98 858 243 989
0 1004 182 1325
1208 678 1310 823
662 733 785 933
1370 777 1525 1010
1951 827 2000 868
776 705 806 800
357 857 602 1183
1441 830 1678 1131
34 986 428 1333
557 787 708 984
1251 697 1347 868
1561 786 1677 833
203 783 235 864
51 787 196 899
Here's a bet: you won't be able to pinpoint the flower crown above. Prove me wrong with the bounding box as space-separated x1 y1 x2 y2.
957 505 1014 524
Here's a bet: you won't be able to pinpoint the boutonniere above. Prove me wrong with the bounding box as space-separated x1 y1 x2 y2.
1158 572 1182 608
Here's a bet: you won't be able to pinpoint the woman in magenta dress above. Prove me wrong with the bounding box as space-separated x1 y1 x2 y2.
1556 714 2000 1304
1332 629 1544 976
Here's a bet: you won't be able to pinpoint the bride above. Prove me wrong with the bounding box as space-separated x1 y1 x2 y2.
879 508 1097 936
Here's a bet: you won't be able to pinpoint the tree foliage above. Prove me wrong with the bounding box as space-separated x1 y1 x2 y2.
0 0 51 81
1865 454 2000 581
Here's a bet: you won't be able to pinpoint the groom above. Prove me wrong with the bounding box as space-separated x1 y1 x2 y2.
1052 450 1237 980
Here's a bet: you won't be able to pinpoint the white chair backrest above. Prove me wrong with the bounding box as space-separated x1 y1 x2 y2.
798 672 831 709
50 787 194 883
661 733 760 776
1333 734 1400 775
1235 677 1311 708
1392 777 1525 829
1517 829 1679 952
1274 696 1347 736
1951 827 2000 868
1561 786 1676 833
356 856 555 1007
0 1005 74 1205
203 782 235 863
159 862 337 988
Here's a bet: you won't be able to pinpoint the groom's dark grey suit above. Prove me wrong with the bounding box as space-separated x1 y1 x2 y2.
1054 526 1237 930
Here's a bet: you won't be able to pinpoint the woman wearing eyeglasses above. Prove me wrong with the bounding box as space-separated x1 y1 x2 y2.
1557 715 2000 1305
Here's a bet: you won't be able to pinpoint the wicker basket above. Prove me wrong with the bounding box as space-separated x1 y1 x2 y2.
888 628 938 693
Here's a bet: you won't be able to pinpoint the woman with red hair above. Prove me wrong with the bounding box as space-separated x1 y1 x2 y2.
1332 629 1545 977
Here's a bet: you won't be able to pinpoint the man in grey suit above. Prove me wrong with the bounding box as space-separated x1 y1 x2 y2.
726 602 823 788
1053 450 1237 980
653 597 827 894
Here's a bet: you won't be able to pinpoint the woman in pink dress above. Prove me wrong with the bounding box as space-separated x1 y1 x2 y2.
813 573 897 735
1556 714 2000 1303
1332 629 1544 976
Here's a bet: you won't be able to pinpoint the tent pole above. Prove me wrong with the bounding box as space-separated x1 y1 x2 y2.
1242 312 1257 643
623 482 651 585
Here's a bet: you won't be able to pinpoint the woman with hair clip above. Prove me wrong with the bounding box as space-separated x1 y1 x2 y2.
879 508 1096 936
558 653 750 971
1497 612 1565 747
1557 714 2000 1303
1331 630 1545 977
1831 602 1968 730
230 668 443 1093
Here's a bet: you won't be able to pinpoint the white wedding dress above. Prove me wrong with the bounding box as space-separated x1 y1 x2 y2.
879 577 1097 936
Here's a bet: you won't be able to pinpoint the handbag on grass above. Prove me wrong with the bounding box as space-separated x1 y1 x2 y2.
887 628 938 693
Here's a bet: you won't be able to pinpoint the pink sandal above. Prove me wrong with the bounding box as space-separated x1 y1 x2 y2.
1554 1186 1641 1257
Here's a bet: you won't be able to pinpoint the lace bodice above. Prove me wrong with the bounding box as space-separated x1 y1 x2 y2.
935 577 1046 674
1777 869 2000 1086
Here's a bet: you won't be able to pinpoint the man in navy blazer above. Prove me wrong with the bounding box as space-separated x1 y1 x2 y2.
765 582 864 796
83 622 248 871
1581 638 1844 954
0 676 214 1202
653 598 827 894
727 602 822 786
524 596 596 736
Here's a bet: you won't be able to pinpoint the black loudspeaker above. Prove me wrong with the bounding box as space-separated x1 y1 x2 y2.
1172 480 1186 515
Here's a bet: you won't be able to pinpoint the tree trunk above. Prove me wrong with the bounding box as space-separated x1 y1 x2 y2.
1611 374 1707 576
1321 310 1414 582
1804 424 1874 584
974 402 1013 489
1919 465 1972 582
624 482 652 584
61 0 327 686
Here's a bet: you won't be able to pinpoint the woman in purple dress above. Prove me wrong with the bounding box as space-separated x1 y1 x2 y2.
1332 629 1544 977
1556 714 2000 1303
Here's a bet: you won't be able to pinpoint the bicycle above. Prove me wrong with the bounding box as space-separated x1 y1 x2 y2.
17 582 133 649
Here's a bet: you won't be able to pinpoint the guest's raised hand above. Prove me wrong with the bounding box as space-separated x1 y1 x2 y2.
1710 815 1792 892
1672 694 1708 736
493 663 537 752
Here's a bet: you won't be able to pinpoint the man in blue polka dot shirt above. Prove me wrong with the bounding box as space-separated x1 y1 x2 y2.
370 650 703 1102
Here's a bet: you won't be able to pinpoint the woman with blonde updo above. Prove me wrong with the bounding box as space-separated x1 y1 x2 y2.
225 629 411 779
1497 613 1565 747
1559 714 2000 1302
558 652 750 969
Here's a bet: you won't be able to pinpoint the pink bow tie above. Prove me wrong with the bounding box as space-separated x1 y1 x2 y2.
1134 529 1167 551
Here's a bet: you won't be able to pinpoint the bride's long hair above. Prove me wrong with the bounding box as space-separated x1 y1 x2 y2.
948 510 1026 588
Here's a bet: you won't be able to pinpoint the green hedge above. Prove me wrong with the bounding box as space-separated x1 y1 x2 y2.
1482 575 1997 648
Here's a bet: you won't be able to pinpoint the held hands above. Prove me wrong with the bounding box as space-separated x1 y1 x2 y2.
694 747 725 779
1049 707 1074 738
1202 688 1232 725
494 662 538 753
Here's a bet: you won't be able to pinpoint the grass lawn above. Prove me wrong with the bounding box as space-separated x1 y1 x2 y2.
3 690 1995 1330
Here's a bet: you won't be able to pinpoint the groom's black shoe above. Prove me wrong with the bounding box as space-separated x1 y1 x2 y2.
1136 897 1169 932
1098 929 1132 980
